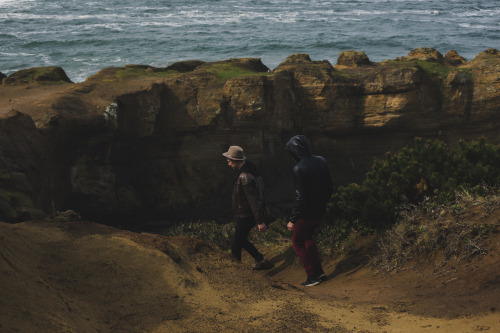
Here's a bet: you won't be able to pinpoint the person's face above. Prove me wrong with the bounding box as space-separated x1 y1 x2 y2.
226 158 240 170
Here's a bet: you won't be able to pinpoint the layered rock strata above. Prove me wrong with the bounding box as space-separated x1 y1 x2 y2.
0 48 499 223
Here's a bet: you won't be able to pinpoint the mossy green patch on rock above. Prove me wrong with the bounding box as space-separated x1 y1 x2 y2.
0 170 33 197
165 60 205 72
115 66 182 81
0 189 36 222
87 66 183 83
202 62 273 83
3 67 72 85
416 61 455 79
192 58 271 83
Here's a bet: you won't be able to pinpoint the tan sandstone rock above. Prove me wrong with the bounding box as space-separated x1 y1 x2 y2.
0 50 499 222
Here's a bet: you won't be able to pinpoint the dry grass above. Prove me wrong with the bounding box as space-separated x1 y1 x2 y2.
371 189 500 273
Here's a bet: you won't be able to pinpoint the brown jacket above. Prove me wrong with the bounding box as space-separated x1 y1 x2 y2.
232 170 265 224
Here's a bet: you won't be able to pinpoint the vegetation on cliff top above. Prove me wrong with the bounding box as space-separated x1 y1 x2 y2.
2 66 73 85
329 137 499 230
108 61 273 83
321 137 499 270
113 66 182 81
203 62 273 82
167 137 499 272
416 60 471 79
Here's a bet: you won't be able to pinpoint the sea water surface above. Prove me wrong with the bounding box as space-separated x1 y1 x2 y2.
1 0 499 82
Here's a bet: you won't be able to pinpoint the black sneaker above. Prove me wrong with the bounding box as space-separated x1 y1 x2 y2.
300 276 321 287
253 259 274 270
318 273 327 281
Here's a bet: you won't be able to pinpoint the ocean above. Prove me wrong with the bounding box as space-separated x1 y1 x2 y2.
1 0 498 82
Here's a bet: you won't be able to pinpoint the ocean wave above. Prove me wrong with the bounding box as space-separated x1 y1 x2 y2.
0 12 133 22
135 21 185 28
0 51 35 57
2 0 497 82
0 0 26 7
0 32 18 39
458 23 495 30
454 8 500 18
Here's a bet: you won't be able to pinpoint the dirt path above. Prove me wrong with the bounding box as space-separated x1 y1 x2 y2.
1 220 499 332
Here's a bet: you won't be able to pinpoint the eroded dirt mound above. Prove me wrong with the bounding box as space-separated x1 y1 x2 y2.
1 219 499 332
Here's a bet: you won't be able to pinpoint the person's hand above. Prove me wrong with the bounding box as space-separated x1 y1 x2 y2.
287 221 295 232
258 223 267 232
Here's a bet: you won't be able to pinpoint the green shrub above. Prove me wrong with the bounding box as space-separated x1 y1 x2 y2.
454 138 500 187
328 138 500 232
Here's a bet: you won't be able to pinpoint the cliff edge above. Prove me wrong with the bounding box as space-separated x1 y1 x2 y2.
0 48 499 223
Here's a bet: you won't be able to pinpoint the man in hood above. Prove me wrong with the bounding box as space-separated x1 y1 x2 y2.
222 145 274 270
285 135 333 286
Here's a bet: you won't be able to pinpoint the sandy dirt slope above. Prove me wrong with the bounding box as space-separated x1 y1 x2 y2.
1 219 499 333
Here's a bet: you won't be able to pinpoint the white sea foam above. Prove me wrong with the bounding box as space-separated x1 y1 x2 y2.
136 21 184 27
0 12 131 21
459 23 491 30
1 0 497 82
455 8 500 18
36 53 51 64
0 0 30 7
0 51 35 56
92 23 124 31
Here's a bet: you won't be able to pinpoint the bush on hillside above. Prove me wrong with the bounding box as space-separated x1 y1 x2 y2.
327 138 500 231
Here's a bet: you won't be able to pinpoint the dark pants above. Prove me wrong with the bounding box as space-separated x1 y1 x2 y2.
231 217 264 262
292 217 324 277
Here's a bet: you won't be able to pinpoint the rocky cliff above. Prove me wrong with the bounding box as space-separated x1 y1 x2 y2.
1 48 499 224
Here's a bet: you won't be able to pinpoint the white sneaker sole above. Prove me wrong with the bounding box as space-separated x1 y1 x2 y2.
301 280 321 287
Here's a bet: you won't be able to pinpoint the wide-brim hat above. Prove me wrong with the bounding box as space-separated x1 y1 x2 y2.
222 146 246 161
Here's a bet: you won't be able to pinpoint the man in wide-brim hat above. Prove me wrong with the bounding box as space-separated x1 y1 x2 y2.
222 145 273 270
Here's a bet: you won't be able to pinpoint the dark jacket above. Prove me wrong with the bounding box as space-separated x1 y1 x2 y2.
285 135 333 223
232 161 266 224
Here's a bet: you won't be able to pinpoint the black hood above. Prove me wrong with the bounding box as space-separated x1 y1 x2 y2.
285 135 312 161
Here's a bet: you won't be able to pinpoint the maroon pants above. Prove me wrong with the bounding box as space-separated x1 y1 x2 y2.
292 217 323 277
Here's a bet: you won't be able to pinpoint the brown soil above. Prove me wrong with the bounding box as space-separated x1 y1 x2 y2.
0 84 71 117
1 214 499 333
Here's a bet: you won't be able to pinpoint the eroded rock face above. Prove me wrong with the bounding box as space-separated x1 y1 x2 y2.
336 50 372 67
406 47 445 63
1 48 499 224
444 50 467 67
0 111 48 221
